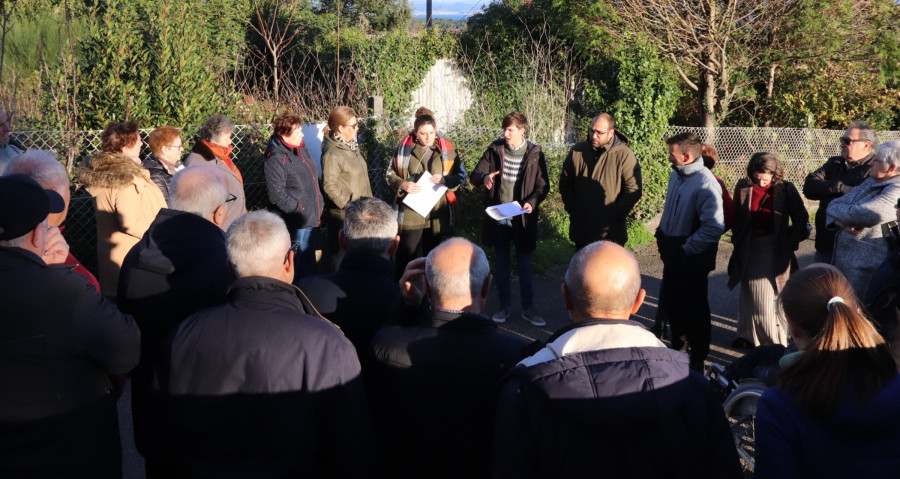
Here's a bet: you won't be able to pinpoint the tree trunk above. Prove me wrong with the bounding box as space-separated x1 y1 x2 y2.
704 62 716 134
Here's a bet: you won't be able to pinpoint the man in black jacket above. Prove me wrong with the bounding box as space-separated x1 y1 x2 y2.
162 210 374 478
803 121 878 263
492 241 741 478
117 165 235 477
0 174 140 478
298 197 400 369
371 238 531 479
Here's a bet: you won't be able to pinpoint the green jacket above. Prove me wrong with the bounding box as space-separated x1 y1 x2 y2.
321 136 373 220
559 132 642 246
386 143 463 232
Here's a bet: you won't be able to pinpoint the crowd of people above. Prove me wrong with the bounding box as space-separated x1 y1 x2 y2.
2 105 900 478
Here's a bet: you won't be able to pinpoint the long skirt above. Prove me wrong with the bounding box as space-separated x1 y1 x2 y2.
738 234 789 347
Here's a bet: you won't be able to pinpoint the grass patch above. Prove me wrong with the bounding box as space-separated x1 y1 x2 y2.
625 222 655 251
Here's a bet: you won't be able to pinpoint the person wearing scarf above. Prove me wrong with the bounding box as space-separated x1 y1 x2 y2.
184 114 247 228
387 108 465 277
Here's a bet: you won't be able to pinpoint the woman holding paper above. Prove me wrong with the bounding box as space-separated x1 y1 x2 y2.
387 108 465 275
471 111 550 327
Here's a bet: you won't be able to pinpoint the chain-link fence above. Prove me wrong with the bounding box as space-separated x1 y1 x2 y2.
11 122 882 275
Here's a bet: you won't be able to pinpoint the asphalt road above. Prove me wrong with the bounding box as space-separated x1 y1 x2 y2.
119 236 819 478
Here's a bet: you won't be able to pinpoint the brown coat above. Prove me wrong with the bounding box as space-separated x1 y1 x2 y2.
77 152 167 296
727 179 808 292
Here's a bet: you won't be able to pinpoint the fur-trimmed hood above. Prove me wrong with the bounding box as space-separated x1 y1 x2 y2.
77 151 145 191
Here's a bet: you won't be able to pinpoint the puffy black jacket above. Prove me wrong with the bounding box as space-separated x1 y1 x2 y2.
161 276 374 478
264 136 324 231
117 208 235 458
493 320 741 479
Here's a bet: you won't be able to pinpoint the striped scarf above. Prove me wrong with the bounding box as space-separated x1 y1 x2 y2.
390 133 458 226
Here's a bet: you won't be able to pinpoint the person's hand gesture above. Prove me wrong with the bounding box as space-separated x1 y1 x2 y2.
399 257 427 307
484 171 500 190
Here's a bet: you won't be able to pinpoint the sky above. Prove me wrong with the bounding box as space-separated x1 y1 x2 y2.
411 0 487 19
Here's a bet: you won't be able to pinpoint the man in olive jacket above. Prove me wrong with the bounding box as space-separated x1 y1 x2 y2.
560 113 642 249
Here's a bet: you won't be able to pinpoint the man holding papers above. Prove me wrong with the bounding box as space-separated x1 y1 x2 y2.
471 111 550 327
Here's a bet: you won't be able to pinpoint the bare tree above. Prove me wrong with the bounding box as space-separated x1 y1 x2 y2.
592 0 797 128
249 0 302 111
0 0 19 83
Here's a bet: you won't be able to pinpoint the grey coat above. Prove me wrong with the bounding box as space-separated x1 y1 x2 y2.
827 175 900 295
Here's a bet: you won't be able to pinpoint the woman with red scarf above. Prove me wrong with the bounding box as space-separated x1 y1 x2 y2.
387 108 465 275
727 152 808 348
184 114 247 227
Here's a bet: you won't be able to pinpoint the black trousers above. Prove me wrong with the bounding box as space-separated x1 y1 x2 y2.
659 267 712 370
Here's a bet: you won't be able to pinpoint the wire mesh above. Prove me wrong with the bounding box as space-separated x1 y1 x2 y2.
12 123 875 275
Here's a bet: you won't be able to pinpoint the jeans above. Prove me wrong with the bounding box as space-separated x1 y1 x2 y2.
494 223 533 309
292 226 316 283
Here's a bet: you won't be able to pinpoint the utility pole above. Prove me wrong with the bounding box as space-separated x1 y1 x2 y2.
426 0 432 28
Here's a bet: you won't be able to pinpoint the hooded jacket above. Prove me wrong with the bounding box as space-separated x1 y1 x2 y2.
559 132 642 246
756 373 900 478
493 320 741 479
77 151 166 296
321 135 373 220
263 136 323 231
117 208 235 458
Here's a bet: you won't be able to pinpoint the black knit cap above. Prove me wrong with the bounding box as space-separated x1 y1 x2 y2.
0 174 65 241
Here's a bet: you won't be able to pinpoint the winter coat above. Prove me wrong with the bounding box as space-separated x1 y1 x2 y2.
727 179 808 292
803 154 874 256
184 141 247 228
117 208 235 459
77 151 167 296
827 175 900 295
321 135 373 220
756 373 900 478
493 319 741 479
0 246 140 478
866 247 900 357
263 136 323 231
297 251 400 367
656 159 724 273
370 308 531 478
559 132 642 246
470 139 550 254
141 154 180 203
161 276 375 478
386 139 464 232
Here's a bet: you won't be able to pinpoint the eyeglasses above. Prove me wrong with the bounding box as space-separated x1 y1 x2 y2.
345 122 359 130
283 241 300 264
840 137 868 146
226 193 237 203
166 143 184 150
589 129 609 137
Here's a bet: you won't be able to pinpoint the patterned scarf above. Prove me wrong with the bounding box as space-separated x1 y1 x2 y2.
390 133 458 226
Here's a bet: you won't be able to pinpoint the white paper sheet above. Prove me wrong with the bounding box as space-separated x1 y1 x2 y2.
402 172 448 218
485 201 527 220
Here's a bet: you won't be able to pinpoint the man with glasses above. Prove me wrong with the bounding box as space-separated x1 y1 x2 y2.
117 165 236 478
559 112 642 249
804 121 879 263
144 126 185 202
162 210 374 477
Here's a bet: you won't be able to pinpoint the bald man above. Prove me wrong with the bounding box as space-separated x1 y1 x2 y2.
370 238 531 479
117 165 237 477
492 241 741 479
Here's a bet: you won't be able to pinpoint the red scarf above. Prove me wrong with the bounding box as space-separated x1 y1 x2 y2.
202 140 243 184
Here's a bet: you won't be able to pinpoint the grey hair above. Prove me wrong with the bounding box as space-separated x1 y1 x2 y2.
169 165 228 218
876 141 900 170
425 238 490 301
198 114 235 142
848 121 879 148
226 211 290 278
342 197 398 255
564 241 642 316
5 150 69 192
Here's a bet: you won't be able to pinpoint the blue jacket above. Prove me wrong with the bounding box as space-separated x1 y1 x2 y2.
264 136 323 231
657 159 724 272
756 373 900 478
492 320 741 478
